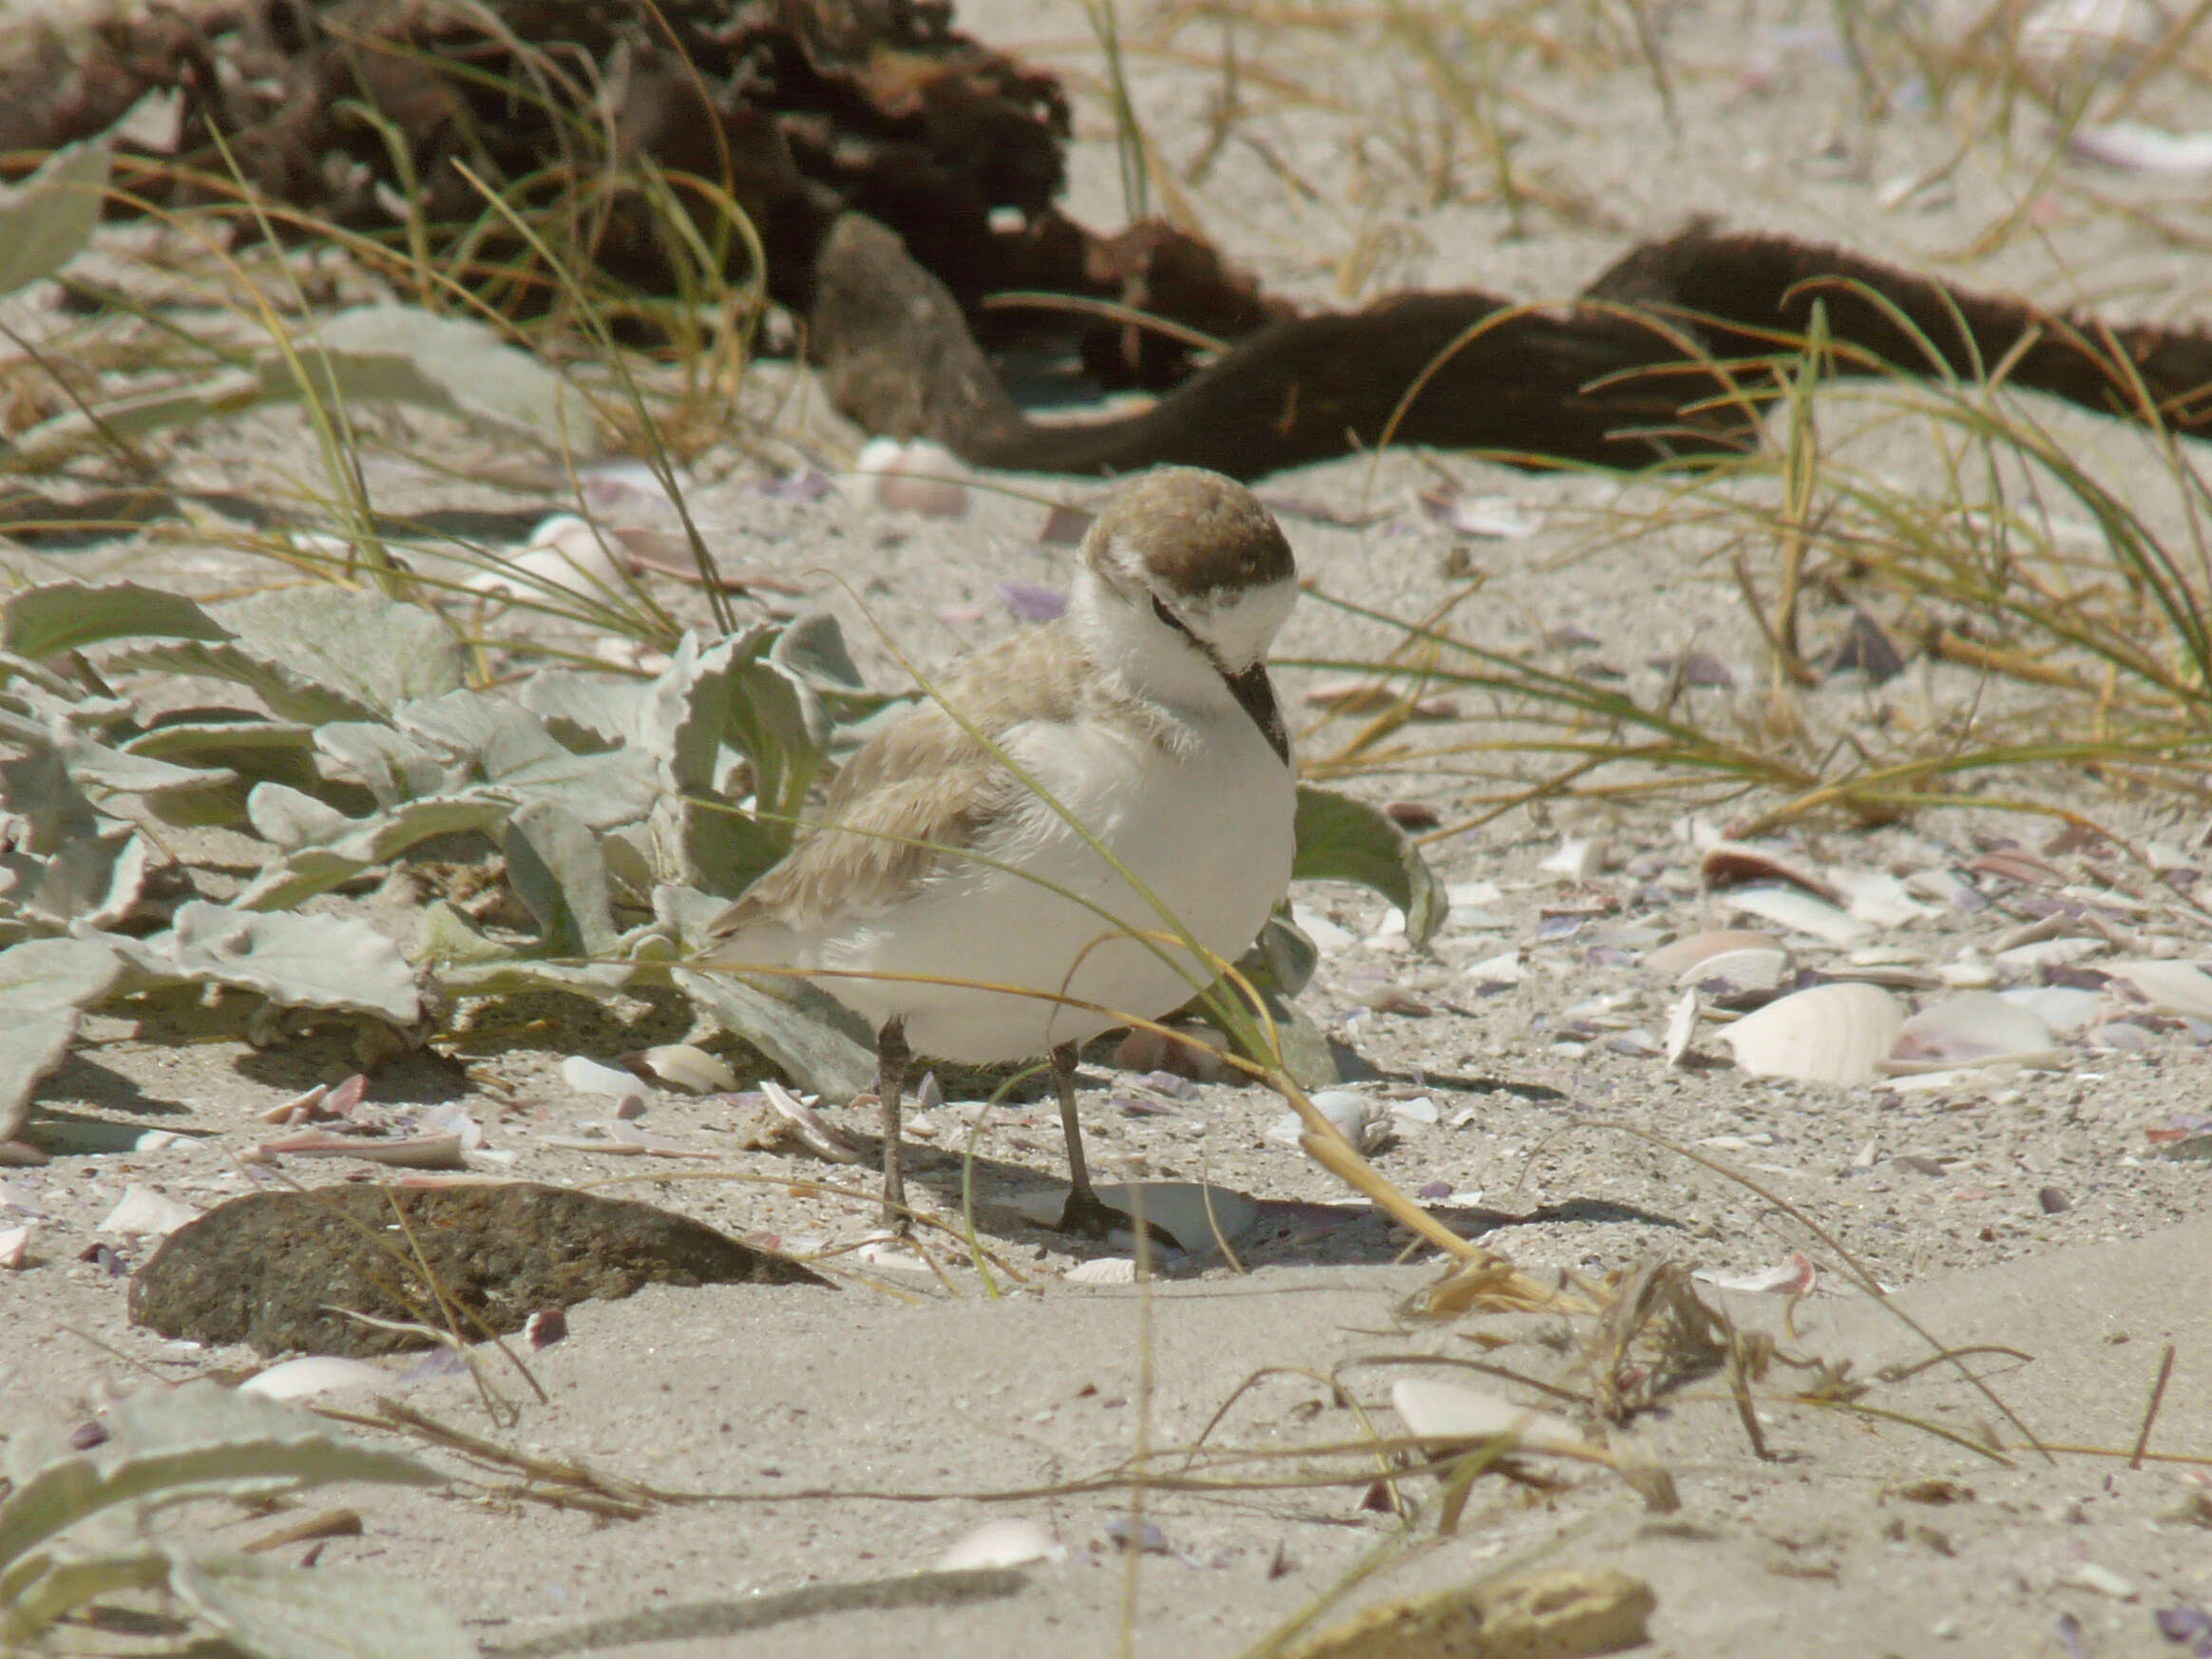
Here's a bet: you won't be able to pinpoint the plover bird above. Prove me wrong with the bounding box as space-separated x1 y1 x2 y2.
700 467 1298 1232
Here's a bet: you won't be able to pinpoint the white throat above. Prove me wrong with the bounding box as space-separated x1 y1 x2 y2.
1069 566 1295 715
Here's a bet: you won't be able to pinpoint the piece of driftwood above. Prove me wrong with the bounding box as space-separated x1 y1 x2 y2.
2 0 2206 479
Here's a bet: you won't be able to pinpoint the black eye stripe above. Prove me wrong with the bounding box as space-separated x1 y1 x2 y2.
1149 593 1290 767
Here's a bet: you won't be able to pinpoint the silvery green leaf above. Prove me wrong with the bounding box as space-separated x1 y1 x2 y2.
0 371 264 472
487 744 658 830
105 639 383 726
234 793 510 910
514 668 650 751
0 1379 441 1565
315 722 456 807
0 937 121 1137
1291 785 1446 947
1244 908 1320 999
0 745 150 930
394 689 569 779
246 782 353 850
503 800 617 958
413 906 639 996
653 882 733 950
0 139 112 298
645 791 788 895
770 612 871 707
211 588 464 717
170 1554 474 1659
635 629 766 795
259 304 599 459
1258 990 1343 1088
99 901 420 1023
125 715 319 790
672 965 875 1099
0 580 231 661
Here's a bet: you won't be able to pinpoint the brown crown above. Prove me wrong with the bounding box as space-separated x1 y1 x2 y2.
1085 467 1296 599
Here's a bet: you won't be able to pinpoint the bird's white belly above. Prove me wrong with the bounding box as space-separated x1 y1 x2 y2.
804 715 1295 1063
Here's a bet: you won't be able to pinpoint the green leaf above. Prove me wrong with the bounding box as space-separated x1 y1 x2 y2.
503 800 617 958
170 1554 474 1659
235 792 512 910
0 1380 441 1573
102 902 421 1024
1290 785 1445 947
214 588 465 717
260 304 600 458
0 937 121 1138
0 580 232 661
0 140 112 298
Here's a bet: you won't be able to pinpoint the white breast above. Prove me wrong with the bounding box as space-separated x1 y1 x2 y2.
799 702 1296 1063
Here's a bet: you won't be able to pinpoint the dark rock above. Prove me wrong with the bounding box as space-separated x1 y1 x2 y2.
128 1182 829 1356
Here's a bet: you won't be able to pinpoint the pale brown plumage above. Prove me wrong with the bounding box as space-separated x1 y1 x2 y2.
705 620 1181 941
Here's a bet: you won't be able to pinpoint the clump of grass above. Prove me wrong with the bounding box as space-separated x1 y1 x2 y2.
1299 311 2212 837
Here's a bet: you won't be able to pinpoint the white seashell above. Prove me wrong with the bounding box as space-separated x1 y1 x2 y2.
854 1234 937 1272
1997 985 2105 1036
1447 879 1504 907
1938 957 1998 989
1827 868 1933 928
859 438 969 517
1274 1091 1391 1154
468 516 629 602
1717 983 1905 1086
1677 947 1789 992
1389 1378 1587 1457
1389 1096 1441 1126
1665 989 1700 1067
0 1222 29 1268
1696 1254 1817 1295
2103 960 2212 1019
1886 992 2062 1074
1093 1182 1258 1253
1700 843 1842 904
1644 930 1782 979
1065 1256 1138 1286
1540 836 1607 882
936 1517 1066 1571
562 1056 644 1098
1464 950 1523 986
1725 887 1869 946
1290 904 1357 954
639 1043 737 1095
241 1356 391 1402
97 1185 200 1239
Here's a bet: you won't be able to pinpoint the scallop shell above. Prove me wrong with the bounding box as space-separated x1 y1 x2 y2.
1717 983 1905 1086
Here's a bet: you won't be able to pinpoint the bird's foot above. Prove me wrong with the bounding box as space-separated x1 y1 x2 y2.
1056 1186 1125 1239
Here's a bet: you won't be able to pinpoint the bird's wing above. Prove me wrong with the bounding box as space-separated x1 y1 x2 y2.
699 626 1089 942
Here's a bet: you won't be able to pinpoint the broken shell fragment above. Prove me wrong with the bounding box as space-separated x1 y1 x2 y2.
1679 947 1789 993
241 1355 391 1402
1887 992 2062 1073
637 1043 738 1095
1717 982 1905 1086
1644 929 1783 979
1725 886 1870 946
1665 989 1700 1067
1389 1377 1588 1457
2104 960 2212 1019
1700 842 1843 904
97 1186 202 1239
937 1517 1065 1571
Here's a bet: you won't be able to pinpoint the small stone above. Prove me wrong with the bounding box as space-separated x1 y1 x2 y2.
128 1184 827 1356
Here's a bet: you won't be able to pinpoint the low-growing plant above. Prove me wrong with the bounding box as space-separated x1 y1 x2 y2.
0 1380 467 1656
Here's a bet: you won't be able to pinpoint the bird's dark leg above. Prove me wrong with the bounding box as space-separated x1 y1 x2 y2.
876 1017 910 1230
1052 1041 1120 1236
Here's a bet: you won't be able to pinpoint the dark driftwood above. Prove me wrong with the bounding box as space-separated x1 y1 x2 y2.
2 0 2206 479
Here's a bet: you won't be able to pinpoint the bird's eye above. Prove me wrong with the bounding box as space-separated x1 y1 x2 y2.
1151 594 1197 641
